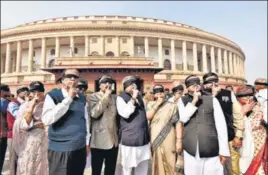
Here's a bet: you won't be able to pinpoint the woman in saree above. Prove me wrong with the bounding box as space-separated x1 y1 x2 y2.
236 85 267 175
12 81 48 175
146 84 183 175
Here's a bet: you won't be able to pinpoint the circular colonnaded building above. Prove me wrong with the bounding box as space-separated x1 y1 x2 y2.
1 15 246 93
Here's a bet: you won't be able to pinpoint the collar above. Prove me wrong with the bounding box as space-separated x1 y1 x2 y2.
61 88 79 98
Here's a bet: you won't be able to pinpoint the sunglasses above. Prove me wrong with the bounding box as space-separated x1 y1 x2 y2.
63 74 79 79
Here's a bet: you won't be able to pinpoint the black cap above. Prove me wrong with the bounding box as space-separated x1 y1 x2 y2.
29 81 45 92
77 78 88 91
0 84 10 92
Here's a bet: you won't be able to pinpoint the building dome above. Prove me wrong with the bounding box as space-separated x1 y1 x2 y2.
0 15 246 92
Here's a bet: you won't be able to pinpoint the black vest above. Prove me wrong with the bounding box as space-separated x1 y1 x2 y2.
118 92 150 147
215 89 234 141
181 94 219 158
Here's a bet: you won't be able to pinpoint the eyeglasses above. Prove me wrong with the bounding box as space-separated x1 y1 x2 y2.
63 74 79 79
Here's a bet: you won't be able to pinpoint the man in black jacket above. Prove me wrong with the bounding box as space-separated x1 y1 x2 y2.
202 72 244 175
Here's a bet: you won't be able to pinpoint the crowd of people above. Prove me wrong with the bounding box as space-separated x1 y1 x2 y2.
0 68 267 175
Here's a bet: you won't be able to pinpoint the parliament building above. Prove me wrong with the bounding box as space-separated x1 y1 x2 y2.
0 15 246 93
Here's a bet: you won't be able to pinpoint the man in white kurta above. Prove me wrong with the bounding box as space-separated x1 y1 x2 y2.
115 76 150 175
179 75 230 175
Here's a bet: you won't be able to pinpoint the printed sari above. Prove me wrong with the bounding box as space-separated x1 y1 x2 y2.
244 104 268 175
148 101 183 175
12 101 48 175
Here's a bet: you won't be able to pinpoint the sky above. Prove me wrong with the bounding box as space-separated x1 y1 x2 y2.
1 1 267 84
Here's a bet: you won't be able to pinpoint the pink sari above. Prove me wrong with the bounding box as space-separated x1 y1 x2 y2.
13 102 48 175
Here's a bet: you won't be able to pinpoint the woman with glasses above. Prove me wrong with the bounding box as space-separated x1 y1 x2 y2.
146 84 183 175
13 81 48 175
236 85 267 175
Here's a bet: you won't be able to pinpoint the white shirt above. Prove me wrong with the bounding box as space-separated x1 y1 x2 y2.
256 89 267 123
116 96 151 168
41 88 90 145
178 97 230 157
7 97 25 119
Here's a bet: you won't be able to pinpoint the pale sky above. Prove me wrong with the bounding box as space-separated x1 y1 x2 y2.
1 1 267 84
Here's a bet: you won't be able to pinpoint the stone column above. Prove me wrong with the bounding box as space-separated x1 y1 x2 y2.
210 46 216 72
5 43 11 74
158 38 163 68
100 36 104 56
41 38 47 69
217 48 222 74
130 36 134 56
84 35 89 57
115 36 119 57
170 39 176 71
55 37 60 57
70 36 74 57
182 41 187 71
236 56 241 77
202 44 208 72
28 39 33 72
144 37 149 57
232 54 236 75
1 54 4 73
193 43 198 71
16 41 22 73
229 51 233 74
242 59 245 78
224 50 228 74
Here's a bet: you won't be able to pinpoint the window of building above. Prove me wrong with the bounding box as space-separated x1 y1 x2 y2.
122 21 127 24
121 51 130 56
106 51 114 57
91 51 99 56
50 49 55 55
164 59 171 70
107 38 112 43
74 47 78 54
48 59 55 68
33 51 36 57
92 38 97 43
165 49 169 55
122 38 127 44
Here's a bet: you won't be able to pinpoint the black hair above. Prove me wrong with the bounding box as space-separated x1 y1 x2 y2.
153 84 164 90
202 72 218 81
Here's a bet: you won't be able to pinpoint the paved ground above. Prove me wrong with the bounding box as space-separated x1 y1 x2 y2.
2 147 152 175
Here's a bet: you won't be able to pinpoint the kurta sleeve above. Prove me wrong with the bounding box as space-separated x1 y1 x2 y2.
116 96 136 119
213 97 230 157
84 104 90 145
178 98 198 123
41 94 73 126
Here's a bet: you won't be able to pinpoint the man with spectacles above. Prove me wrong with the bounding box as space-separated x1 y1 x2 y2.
115 75 150 175
42 68 90 175
202 72 244 175
88 75 118 175
179 75 229 175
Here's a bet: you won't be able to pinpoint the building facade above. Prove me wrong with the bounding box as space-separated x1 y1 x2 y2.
1 15 246 93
